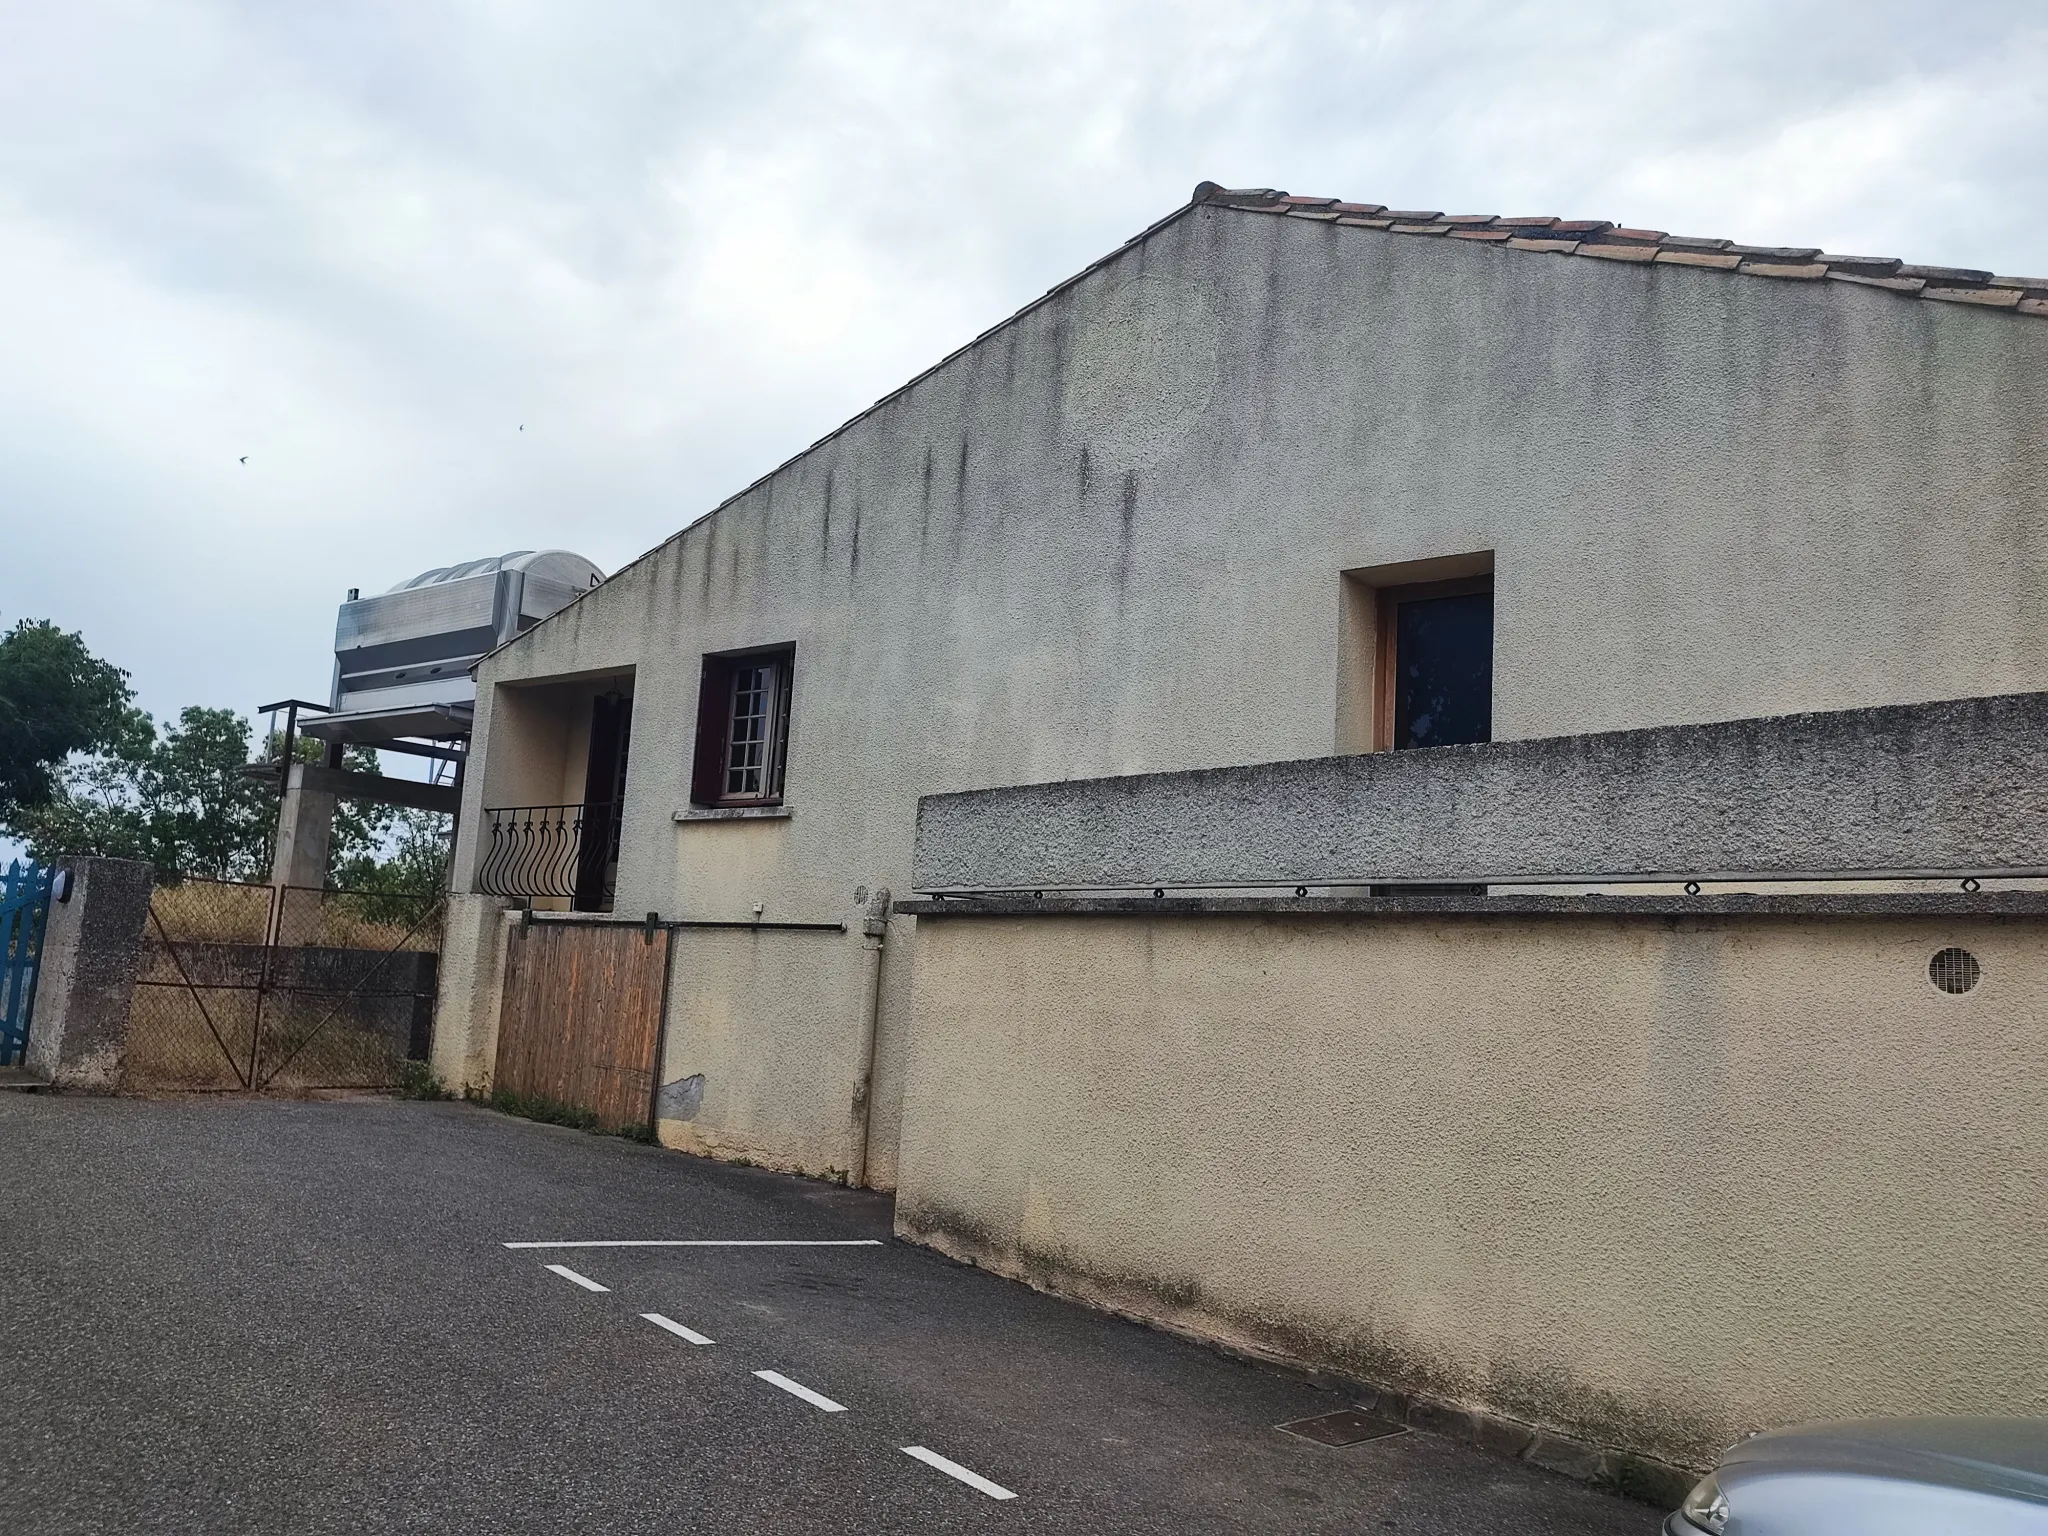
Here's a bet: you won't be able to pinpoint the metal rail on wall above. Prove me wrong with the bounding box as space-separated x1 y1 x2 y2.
518 909 846 935
913 865 2047 900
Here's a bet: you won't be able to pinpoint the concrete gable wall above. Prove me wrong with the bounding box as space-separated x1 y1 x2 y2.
481 204 2048 873
456 203 2048 1181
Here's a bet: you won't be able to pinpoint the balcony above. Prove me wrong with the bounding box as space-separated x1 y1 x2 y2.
477 803 622 911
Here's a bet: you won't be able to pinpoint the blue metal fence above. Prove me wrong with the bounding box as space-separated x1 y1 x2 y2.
1 860 55 1067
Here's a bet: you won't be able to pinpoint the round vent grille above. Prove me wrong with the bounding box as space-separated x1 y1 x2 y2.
1929 947 1981 995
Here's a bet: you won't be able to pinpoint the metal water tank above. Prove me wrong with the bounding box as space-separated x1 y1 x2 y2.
325 550 603 737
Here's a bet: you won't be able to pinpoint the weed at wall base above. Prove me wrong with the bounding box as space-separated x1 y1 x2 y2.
482 1084 653 1143
394 1061 450 1101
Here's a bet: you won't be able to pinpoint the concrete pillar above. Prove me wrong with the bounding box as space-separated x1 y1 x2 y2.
269 762 337 891
430 892 516 1094
24 856 154 1089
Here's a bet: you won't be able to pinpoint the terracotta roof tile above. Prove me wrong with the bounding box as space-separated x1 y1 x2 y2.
1924 286 2022 308
1656 250 1741 270
1193 182 2045 325
1829 271 1926 293
1899 263 1993 285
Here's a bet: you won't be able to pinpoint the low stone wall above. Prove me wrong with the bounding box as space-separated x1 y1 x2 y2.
894 903 2048 1488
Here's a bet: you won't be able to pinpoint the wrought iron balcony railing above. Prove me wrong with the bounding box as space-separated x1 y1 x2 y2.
477 803 622 910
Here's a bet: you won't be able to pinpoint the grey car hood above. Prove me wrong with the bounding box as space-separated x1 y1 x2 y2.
1725 1419 2048 1506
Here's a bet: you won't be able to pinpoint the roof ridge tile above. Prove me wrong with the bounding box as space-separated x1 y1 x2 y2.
1198 180 2045 324
1898 263 1993 285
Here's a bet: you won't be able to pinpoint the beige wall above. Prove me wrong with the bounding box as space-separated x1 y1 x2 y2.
654 922 876 1177
895 910 2048 1468
452 201 2048 1184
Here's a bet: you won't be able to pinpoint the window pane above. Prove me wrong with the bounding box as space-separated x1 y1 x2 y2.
726 663 774 795
1393 591 1492 749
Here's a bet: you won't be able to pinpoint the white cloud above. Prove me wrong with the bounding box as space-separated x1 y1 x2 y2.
0 0 2042 723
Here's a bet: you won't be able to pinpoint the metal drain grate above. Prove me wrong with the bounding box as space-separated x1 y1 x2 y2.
1276 1408 1409 1447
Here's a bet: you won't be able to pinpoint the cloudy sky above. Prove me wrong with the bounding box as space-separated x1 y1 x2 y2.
3 0 2044 730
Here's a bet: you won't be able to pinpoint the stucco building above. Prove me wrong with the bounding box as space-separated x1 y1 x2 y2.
432 183 2048 1480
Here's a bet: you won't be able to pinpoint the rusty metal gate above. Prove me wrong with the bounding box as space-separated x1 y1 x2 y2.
493 916 671 1132
127 879 443 1091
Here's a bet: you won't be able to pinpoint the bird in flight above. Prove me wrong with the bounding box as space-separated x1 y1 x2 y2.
239 456 248 464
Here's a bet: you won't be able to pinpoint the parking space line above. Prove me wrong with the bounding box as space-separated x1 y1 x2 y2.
752 1370 847 1412
901 1445 1017 1500
505 1239 883 1249
641 1312 715 1346
542 1263 610 1292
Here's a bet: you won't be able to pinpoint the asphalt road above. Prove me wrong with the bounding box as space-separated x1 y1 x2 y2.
0 1094 1659 1534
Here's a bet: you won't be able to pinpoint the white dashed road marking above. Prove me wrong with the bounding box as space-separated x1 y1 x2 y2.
641 1312 715 1345
522 1243 1013 1499
505 1240 883 1249
901 1445 1017 1500
752 1370 847 1412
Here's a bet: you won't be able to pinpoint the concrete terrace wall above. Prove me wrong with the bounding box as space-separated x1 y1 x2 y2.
913 691 2048 891
895 702 2048 1473
454 199 2048 1183
893 906 2048 1474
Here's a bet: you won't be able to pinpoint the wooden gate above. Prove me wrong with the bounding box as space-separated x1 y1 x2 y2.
493 918 671 1132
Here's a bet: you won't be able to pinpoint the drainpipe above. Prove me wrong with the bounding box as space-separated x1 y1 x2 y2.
848 887 891 1189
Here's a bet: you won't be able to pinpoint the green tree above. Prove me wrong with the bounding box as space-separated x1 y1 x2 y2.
332 804 453 905
5 709 398 883
0 618 132 818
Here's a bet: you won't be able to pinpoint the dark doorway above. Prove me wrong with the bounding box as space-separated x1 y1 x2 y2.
1381 580 1493 751
574 691 632 912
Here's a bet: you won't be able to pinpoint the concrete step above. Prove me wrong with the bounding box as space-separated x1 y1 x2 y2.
0 1065 50 1091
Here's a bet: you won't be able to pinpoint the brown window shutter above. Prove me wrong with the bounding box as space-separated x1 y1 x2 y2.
690 656 732 805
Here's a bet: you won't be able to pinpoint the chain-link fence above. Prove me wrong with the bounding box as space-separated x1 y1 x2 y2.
126 879 442 1092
